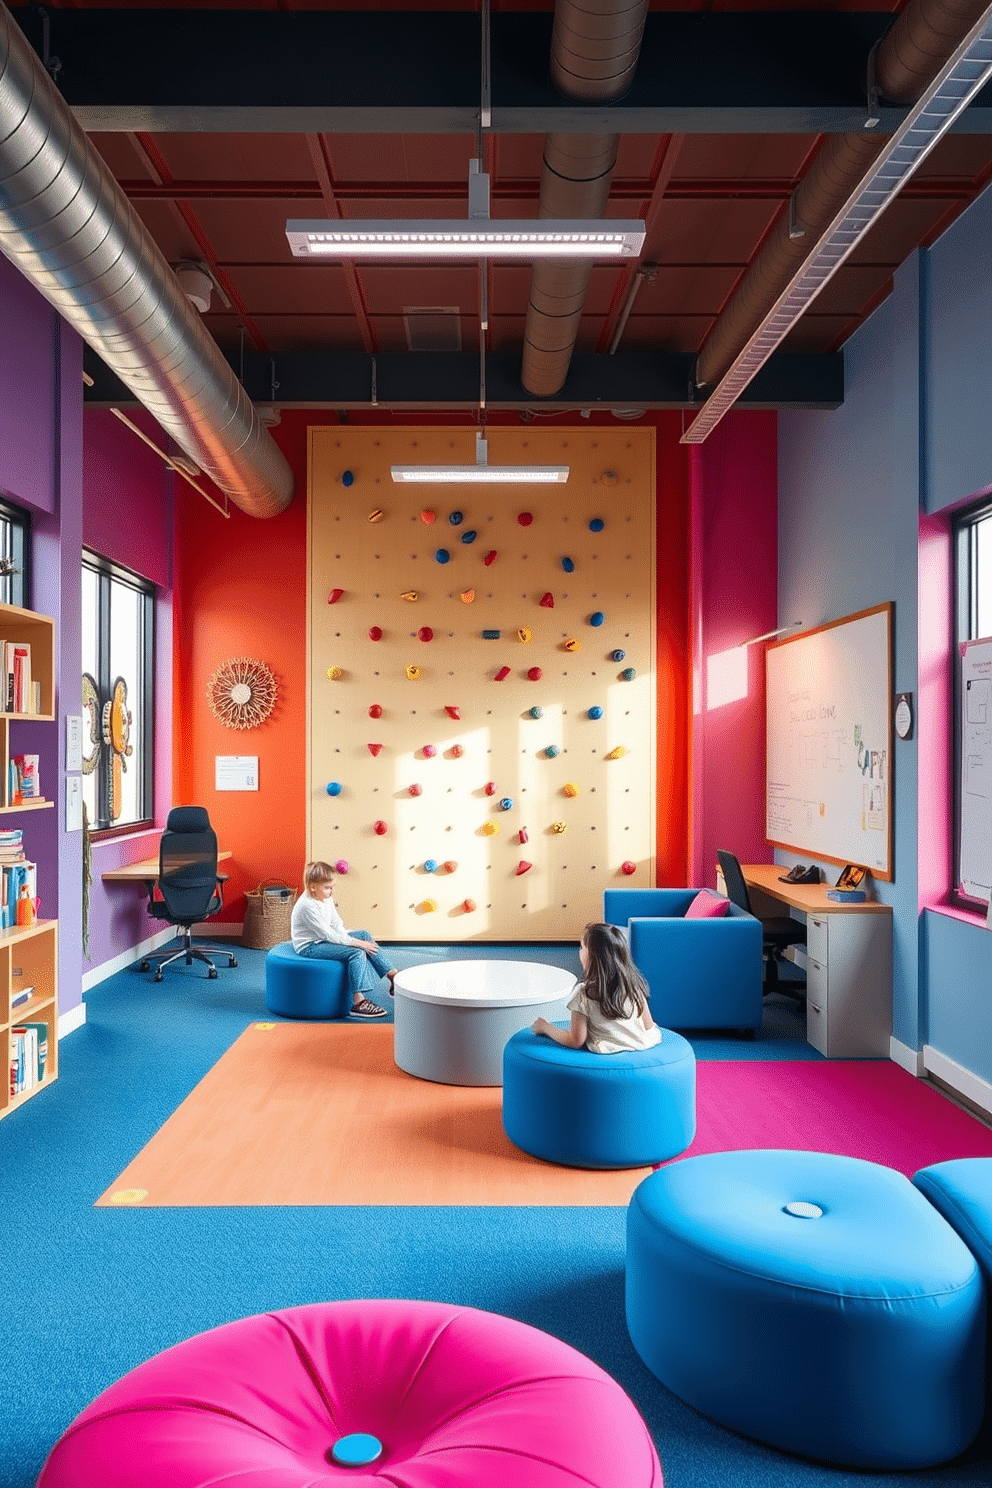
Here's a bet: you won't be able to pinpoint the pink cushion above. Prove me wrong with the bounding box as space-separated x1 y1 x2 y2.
684 891 731 919
38 1300 662 1487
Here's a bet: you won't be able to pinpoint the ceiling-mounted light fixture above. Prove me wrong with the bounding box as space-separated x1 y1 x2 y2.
288 163 644 262
391 432 568 485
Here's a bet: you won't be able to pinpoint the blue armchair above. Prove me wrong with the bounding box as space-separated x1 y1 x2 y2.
603 888 763 1034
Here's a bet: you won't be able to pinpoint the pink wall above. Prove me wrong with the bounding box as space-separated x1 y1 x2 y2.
689 410 779 888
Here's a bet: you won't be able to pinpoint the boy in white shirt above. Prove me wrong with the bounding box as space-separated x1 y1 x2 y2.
291 861 397 1018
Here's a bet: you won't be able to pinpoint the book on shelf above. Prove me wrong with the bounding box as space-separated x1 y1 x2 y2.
9 754 40 803
11 985 34 1010
10 1022 47 1095
3 640 32 714
0 861 36 929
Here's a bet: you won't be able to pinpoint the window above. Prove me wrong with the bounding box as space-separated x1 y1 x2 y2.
0 496 30 609
81 552 155 833
953 498 992 903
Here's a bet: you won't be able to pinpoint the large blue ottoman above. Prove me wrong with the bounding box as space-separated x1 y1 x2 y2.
265 942 350 1019
626 1149 985 1469
501 1028 695 1169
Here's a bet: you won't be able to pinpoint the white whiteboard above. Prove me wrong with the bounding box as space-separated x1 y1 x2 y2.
765 604 893 879
959 635 992 901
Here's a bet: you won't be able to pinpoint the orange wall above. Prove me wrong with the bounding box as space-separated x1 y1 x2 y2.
175 410 689 920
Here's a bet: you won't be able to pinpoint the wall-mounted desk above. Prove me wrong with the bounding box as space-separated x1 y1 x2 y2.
720 863 893 1059
102 851 232 886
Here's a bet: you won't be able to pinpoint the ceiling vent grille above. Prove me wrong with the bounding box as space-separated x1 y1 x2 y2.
404 308 462 352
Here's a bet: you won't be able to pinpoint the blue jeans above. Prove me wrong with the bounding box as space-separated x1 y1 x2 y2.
298 930 394 999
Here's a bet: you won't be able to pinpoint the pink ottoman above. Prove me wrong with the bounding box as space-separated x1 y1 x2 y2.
38 1300 662 1486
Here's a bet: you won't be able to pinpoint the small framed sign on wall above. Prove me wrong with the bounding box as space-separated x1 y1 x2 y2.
215 756 259 791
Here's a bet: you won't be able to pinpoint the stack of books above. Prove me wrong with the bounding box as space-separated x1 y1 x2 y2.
8 754 42 804
9 1022 47 1097
2 641 37 714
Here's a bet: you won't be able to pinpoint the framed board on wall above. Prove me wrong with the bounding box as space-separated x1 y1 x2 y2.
765 603 893 880
957 634 992 902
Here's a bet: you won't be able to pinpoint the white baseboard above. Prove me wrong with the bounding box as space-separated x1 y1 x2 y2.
889 1036 925 1076
923 1045 992 1119
58 1002 87 1039
82 927 183 992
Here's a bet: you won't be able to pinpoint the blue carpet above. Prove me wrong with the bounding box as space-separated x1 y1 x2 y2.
4 944 986 1486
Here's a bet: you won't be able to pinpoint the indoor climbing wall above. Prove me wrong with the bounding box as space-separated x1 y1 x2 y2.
308 425 656 941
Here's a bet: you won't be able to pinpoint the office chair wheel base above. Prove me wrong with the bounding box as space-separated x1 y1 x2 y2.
140 960 150 972
229 957 238 967
154 972 163 982
208 968 219 979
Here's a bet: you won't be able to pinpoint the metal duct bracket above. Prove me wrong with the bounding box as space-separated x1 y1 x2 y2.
865 40 882 129
788 194 806 241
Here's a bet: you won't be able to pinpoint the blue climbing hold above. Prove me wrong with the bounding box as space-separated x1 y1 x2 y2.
326 781 342 796
482 629 500 640
587 706 603 720
341 470 355 488
561 556 575 573
424 859 438 873
611 648 626 662
621 667 637 681
529 705 543 720
449 511 464 526
460 530 477 544
500 797 513 811
435 548 451 564
589 517 605 532
589 611 605 627
545 745 559 759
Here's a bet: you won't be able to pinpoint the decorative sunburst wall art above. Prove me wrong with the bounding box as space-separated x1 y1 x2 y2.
207 656 278 730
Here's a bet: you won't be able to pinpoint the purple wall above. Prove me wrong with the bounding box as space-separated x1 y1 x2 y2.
0 263 58 514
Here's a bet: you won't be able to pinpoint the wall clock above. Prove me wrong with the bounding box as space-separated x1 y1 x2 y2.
207 657 278 729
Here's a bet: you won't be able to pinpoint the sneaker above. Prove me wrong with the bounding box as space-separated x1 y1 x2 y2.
351 997 387 1019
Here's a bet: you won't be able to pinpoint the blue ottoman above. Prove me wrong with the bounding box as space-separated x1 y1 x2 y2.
265 942 350 1019
501 1028 695 1169
626 1149 985 1469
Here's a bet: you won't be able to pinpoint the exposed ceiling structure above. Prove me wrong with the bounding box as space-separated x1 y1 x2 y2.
7 1 992 476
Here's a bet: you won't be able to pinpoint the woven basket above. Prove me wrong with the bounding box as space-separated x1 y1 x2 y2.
241 879 295 950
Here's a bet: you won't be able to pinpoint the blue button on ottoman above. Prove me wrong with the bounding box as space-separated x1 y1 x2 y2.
501 1028 695 1169
626 1149 985 1469
265 942 350 1019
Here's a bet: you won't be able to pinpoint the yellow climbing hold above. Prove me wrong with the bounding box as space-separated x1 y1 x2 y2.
564 638 580 652
368 508 384 522
481 820 499 836
551 820 567 834
606 746 627 760
563 782 579 797
326 666 343 680
406 664 422 681
517 627 532 644
461 589 476 604
422 898 438 913
401 590 418 602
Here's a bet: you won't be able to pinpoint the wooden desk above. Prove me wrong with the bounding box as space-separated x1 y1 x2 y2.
102 851 232 884
740 862 892 916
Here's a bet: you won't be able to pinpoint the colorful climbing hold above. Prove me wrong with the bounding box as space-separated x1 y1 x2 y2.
435 549 450 564
516 861 533 876
328 588 344 604
564 638 580 652
481 820 499 836
443 860 458 873
373 820 388 836
368 509 384 523
518 512 533 527
589 611 605 627
484 782 497 795
408 783 422 796
460 530 477 544
518 826 529 844
417 626 434 642
450 744 464 758
589 517 605 532
401 590 418 602
484 550 498 566
460 589 475 604
529 706 543 720
551 821 567 834
606 746 627 760
335 859 350 874
326 782 341 796
500 797 513 811
449 511 464 526
420 508 436 524
527 667 543 682
494 665 511 681
422 744 437 758
620 667 637 681
368 704 383 718
368 743 383 756
326 666 343 680
539 593 554 609
341 471 354 488
621 860 636 875
611 648 626 662
422 899 438 912
544 745 559 759
561 556 575 573
424 859 438 873
462 898 476 913
406 664 421 680
368 626 383 641
588 705 604 720
517 627 532 644
563 782 579 797
445 705 461 719
482 629 500 640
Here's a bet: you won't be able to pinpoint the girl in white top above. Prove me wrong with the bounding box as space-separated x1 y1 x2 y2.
290 861 396 1018
532 921 661 1055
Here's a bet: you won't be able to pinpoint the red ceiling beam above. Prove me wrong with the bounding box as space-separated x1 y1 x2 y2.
304 134 377 354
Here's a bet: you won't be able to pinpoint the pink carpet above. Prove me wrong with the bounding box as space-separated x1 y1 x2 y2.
684 1060 992 1175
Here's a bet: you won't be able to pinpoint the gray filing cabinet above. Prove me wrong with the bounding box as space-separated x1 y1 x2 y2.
804 910 892 1058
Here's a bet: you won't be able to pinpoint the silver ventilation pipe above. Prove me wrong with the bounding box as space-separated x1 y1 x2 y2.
520 0 649 398
0 5 293 519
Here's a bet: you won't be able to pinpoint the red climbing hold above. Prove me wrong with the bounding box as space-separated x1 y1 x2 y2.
328 588 344 604
516 861 533 876
621 860 636 875
527 667 543 682
518 513 533 527
368 626 383 641
418 626 434 642
539 593 554 608
484 550 497 566
445 705 461 719
368 743 383 756
368 704 382 719
494 665 511 682
484 782 497 796
373 820 388 836
519 827 529 844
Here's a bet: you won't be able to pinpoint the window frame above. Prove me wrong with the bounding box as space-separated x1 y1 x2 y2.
952 495 992 907
0 495 31 609
82 549 156 839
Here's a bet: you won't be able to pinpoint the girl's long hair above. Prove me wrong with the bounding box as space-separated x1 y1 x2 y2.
580 922 650 1020
303 860 335 898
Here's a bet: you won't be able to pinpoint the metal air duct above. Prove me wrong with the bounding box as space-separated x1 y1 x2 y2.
0 5 293 518
521 0 650 398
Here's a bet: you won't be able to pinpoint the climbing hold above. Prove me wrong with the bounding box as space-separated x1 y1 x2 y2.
620 667 637 681
481 820 499 836
516 861 533 876
482 629 501 640
561 556 575 573
422 899 438 912
527 667 543 682
443 860 458 873
326 782 341 797
422 744 437 758
326 666 343 680
484 782 497 795
420 509 436 524
551 821 567 834
564 638 580 652
518 512 533 527
368 743 383 757
424 859 438 873
450 744 464 758
408 783 422 796
589 611 605 627
545 745 559 758
445 705 461 719
494 665 511 682
462 898 476 913
606 746 627 760
341 471 354 488
563 782 579 797
588 705 604 720
417 626 434 642
589 517 605 532
406 664 421 680
368 626 383 641
401 591 418 602
500 797 514 811
449 511 464 526
611 648 626 662
368 509 384 523
373 820 388 836
328 588 344 604
368 704 383 719
435 549 450 564
460 589 475 604
484 550 498 566
335 859 350 874
518 827 529 844
529 706 543 720
539 593 554 609
517 627 532 644
621 860 636 875
460 530 477 544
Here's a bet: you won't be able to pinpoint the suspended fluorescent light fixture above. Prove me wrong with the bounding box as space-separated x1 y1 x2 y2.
288 163 645 261
391 433 569 484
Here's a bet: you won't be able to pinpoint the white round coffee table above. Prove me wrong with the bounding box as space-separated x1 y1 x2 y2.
393 959 576 1086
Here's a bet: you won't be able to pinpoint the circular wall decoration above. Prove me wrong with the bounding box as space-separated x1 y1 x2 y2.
207 657 278 730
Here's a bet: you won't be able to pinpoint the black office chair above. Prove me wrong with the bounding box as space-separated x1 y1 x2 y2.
141 806 238 981
717 849 806 999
